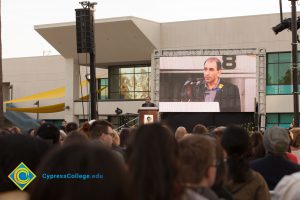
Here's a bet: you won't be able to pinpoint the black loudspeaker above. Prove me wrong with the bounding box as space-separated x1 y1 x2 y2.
75 8 95 53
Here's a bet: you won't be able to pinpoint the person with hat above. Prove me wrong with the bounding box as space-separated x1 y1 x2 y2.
250 126 300 190
36 123 60 145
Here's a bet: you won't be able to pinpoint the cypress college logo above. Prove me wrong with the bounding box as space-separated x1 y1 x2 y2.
8 162 36 190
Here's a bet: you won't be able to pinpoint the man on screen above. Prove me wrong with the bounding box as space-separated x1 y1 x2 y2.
192 57 241 112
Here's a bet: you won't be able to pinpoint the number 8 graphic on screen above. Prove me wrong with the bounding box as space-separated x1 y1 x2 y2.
222 55 236 69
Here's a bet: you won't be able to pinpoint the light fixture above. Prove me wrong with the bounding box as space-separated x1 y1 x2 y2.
85 74 91 81
272 16 300 35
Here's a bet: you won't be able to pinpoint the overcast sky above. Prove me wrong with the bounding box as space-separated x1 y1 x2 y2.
2 0 294 58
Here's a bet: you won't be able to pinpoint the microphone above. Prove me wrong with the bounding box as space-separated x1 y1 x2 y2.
195 78 203 86
181 78 193 101
183 80 191 86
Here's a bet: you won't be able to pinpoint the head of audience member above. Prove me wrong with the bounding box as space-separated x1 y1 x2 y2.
212 138 228 189
27 128 37 137
127 123 180 200
212 126 226 138
249 131 265 160
119 128 131 148
63 130 89 145
178 135 217 188
221 125 250 182
61 119 67 127
36 123 60 145
111 130 120 147
79 121 91 138
0 129 11 137
39 119 46 125
175 126 188 141
207 126 217 133
30 142 129 200
0 134 50 193
89 120 114 148
59 130 67 144
192 124 208 135
263 126 290 156
59 119 67 131
290 127 300 148
65 122 79 134
8 126 21 134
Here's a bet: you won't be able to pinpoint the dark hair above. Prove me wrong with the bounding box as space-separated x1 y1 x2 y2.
0 129 11 136
8 126 21 134
290 128 300 148
213 138 228 188
249 132 266 160
30 142 129 200
119 128 131 148
65 122 79 133
63 130 88 145
0 135 50 192
36 123 60 144
204 57 222 70
79 121 91 138
192 124 208 135
212 126 226 138
127 123 180 200
89 120 113 140
27 128 36 136
221 126 250 182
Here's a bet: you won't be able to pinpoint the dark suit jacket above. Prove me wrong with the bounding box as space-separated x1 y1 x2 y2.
251 155 300 190
192 79 241 112
142 102 156 107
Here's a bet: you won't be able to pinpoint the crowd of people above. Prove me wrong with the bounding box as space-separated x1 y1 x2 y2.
1 120 300 200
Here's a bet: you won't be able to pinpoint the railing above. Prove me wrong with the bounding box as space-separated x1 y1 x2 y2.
115 116 139 132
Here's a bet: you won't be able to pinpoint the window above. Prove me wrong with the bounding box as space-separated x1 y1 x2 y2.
266 52 300 95
266 113 295 128
44 120 62 128
98 78 108 100
108 65 151 100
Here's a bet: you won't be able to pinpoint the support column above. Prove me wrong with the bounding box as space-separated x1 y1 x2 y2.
290 0 299 127
65 58 80 123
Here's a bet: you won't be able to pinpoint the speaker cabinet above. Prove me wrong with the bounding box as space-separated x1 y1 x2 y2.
75 9 94 53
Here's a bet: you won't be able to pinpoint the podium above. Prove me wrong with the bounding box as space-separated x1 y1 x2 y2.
138 107 159 125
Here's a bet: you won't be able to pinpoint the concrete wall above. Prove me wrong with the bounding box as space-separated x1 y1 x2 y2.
3 55 66 119
161 13 292 52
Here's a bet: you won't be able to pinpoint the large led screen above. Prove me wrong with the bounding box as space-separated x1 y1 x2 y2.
159 55 256 112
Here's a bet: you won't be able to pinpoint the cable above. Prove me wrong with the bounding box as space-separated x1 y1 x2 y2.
96 69 99 120
77 53 86 122
85 53 90 121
